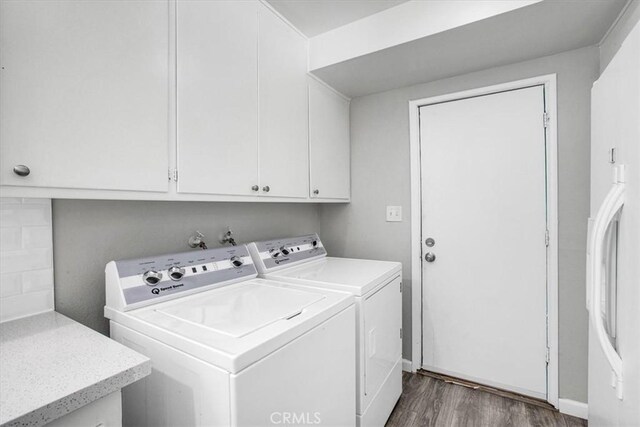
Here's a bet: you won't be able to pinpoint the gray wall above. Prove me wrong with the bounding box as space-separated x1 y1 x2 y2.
318 46 599 402
52 200 320 335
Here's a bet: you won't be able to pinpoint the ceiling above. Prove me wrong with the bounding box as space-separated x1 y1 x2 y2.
266 0 409 37
310 0 628 97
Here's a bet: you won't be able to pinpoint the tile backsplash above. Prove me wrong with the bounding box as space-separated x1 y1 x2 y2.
0 198 54 322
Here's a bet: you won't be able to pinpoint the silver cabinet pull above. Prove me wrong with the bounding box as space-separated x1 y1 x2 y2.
13 165 30 177
425 252 436 262
262 185 270 192
313 189 319 195
251 185 259 191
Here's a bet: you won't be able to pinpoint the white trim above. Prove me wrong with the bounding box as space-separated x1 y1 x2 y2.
307 73 351 102
597 0 634 46
408 74 559 408
402 358 414 373
559 399 588 420
257 0 308 40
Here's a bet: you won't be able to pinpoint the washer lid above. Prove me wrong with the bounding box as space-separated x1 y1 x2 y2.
154 283 324 338
266 257 402 296
106 279 354 373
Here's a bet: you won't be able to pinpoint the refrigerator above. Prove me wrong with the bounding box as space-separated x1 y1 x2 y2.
587 19 640 426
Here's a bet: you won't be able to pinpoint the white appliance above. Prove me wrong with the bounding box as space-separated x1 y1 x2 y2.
587 20 639 426
104 244 356 426
247 234 402 427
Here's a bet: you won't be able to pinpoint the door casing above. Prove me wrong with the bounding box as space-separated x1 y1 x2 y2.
407 75 559 408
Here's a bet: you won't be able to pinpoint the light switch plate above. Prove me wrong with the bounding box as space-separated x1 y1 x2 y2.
386 206 402 222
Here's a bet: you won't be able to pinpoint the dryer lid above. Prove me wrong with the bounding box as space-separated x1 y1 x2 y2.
153 282 324 337
267 257 402 296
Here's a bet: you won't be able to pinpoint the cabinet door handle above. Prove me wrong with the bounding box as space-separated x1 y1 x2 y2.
13 165 30 177
313 189 319 195
262 185 270 192
251 185 259 191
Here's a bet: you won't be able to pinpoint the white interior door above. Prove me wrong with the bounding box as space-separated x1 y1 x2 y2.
420 86 548 399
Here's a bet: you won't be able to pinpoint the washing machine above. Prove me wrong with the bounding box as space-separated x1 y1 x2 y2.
104 244 356 426
247 234 402 427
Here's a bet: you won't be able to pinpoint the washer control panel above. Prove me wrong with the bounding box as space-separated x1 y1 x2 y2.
247 233 326 274
107 245 256 310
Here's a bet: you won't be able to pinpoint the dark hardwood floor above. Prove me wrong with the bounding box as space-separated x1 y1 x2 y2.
386 372 587 427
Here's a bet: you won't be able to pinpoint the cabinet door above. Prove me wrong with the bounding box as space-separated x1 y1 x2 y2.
258 5 308 198
0 0 169 192
308 79 350 200
177 1 259 196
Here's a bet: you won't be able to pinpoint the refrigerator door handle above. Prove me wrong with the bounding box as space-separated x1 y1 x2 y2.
588 165 625 399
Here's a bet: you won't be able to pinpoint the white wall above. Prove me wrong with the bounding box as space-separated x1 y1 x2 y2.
51 200 320 334
0 198 54 322
319 46 599 402
599 0 640 73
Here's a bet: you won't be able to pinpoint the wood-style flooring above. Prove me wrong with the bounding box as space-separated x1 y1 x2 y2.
386 372 587 427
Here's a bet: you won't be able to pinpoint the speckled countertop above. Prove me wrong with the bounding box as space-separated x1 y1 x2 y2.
0 311 151 427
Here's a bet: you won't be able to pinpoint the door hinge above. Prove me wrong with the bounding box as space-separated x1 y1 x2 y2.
545 347 550 364
168 169 178 182
400 282 403 293
545 229 550 247
543 112 550 128
400 328 403 339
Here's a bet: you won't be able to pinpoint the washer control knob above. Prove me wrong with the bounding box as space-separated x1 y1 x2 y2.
230 256 243 268
269 249 281 259
168 266 185 281
142 270 163 286
280 246 290 256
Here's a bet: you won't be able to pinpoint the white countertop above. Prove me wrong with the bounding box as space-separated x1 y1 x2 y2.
0 311 151 427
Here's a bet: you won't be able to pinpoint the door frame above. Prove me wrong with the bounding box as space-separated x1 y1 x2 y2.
407 74 559 408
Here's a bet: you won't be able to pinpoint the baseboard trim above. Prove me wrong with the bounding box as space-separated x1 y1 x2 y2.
559 398 588 420
402 359 413 372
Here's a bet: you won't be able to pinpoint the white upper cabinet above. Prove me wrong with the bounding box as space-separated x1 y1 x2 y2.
257 5 309 199
177 1 259 196
0 0 169 192
309 78 350 200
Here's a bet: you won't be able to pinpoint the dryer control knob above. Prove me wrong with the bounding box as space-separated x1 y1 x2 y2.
230 256 243 268
280 246 290 255
168 266 185 281
143 270 163 286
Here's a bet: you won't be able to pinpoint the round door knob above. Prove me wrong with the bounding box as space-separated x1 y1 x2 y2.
230 255 243 268
13 165 30 177
262 185 270 192
251 185 259 191
425 252 436 263
313 189 319 195
425 238 435 247
142 270 163 286
168 266 185 281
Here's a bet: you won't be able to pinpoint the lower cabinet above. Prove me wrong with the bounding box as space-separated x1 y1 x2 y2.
309 78 351 200
47 391 122 427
